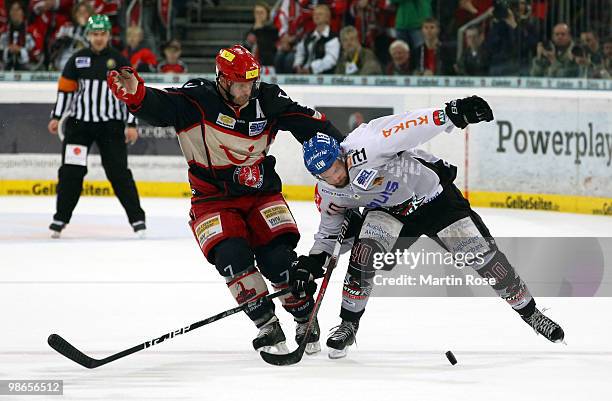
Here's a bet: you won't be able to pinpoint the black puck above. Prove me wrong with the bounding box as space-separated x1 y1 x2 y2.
445 351 457 365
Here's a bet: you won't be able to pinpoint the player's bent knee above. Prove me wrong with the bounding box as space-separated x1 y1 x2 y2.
349 210 403 277
255 235 297 284
212 237 254 278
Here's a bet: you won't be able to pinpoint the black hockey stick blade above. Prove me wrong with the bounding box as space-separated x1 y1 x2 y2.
261 339 307 365
48 334 102 369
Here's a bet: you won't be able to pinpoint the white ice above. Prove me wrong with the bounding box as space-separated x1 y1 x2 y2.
1 196 611 401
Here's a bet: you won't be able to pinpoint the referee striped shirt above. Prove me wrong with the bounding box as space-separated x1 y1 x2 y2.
51 47 136 126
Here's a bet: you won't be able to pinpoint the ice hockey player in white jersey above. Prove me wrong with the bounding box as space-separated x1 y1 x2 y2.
290 96 565 359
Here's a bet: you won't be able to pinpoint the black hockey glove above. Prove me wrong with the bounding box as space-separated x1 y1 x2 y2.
290 253 329 299
444 95 494 129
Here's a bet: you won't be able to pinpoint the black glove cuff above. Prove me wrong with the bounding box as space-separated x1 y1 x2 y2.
445 100 468 129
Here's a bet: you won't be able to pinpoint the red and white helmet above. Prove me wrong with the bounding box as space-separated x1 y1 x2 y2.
216 45 260 82
215 45 261 104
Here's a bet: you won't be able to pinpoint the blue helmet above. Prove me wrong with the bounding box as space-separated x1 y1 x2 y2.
303 133 341 175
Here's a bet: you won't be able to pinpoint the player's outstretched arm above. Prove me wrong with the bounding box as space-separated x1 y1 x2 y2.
107 67 198 128
354 96 494 160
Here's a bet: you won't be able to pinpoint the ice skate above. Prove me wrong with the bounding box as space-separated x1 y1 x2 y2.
327 320 358 359
252 319 289 354
295 316 321 355
522 308 565 343
49 220 66 239
131 221 146 239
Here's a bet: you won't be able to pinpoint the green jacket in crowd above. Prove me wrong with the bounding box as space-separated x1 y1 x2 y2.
391 0 432 30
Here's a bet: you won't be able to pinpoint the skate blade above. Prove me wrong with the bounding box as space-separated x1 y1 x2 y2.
50 231 61 239
328 347 348 359
258 341 289 355
136 230 146 239
305 341 321 355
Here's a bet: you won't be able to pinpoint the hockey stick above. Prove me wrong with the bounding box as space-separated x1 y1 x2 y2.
260 212 352 366
48 287 291 369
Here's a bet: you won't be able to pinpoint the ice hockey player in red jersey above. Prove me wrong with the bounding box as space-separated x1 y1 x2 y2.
107 44 344 354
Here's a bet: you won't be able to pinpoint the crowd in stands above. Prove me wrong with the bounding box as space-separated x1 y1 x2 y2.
1 0 610 79
0 0 186 73
245 0 611 79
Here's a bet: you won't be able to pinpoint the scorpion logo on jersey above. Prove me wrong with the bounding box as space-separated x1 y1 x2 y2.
234 165 264 188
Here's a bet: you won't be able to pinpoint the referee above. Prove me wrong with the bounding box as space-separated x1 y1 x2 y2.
47 15 146 238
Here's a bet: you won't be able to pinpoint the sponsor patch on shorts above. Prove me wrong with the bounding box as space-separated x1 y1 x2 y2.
195 214 223 248
260 203 295 230
64 144 88 166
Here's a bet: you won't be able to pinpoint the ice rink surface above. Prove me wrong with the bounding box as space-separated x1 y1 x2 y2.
1 196 611 401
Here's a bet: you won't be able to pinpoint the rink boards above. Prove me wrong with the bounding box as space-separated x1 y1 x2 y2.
1 82 611 216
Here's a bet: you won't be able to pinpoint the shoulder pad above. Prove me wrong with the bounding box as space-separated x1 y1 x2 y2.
182 78 207 88
346 148 368 170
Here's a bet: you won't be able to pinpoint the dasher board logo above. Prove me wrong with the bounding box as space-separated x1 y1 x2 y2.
433 109 446 125
248 120 267 136
75 57 91 68
216 113 236 129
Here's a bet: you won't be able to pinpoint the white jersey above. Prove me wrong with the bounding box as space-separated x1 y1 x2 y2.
311 107 458 256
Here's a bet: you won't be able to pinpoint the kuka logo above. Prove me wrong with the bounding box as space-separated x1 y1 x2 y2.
382 115 428 138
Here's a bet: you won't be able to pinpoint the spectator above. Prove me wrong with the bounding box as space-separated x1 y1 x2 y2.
158 39 187 73
348 0 395 67
531 23 577 77
455 0 492 27
274 0 310 74
0 0 7 33
385 39 412 75
49 1 93 71
412 18 454 75
603 37 612 77
580 31 603 65
433 0 459 41
29 0 71 69
571 45 609 79
391 0 432 51
245 2 278 73
123 25 157 73
293 4 340 74
0 1 36 71
514 0 539 75
484 4 519 75
335 25 382 75
456 26 488 76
